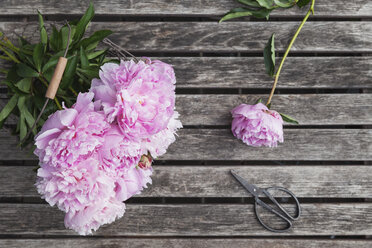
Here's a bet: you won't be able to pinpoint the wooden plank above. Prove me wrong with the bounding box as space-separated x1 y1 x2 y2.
0 239 371 248
1 165 371 198
1 22 371 52
164 129 372 161
2 94 372 126
0 203 371 236
0 129 371 161
2 57 372 89
171 57 372 89
0 0 371 17
177 94 372 126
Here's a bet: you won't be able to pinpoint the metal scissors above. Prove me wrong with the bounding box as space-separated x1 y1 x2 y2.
231 170 301 233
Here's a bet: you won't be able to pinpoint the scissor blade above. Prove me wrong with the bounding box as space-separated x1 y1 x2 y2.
230 170 260 197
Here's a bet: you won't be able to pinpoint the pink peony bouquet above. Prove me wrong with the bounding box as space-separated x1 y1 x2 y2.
34 58 182 235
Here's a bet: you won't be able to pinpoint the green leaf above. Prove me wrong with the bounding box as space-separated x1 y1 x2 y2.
16 63 39 78
238 0 261 7
33 43 44 72
263 33 276 77
23 107 37 135
2 81 25 95
79 30 113 50
256 0 274 9
255 98 263 104
297 0 311 8
80 46 89 69
37 11 48 45
6 64 21 83
280 112 299 124
60 54 78 89
41 51 65 73
87 49 107 60
19 113 27 141
77 68 99 79
61 26 72 51
37 10 44 28
274 0 296 8
50 25 61 51
73 2 94 43
15 78 32 93
17 95 26 111
0 94 18 122
219 7 271 22
266 102 271 109
40 28 48 46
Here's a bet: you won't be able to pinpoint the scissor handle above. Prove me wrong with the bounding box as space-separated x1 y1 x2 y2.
254 187 301 233
264 187 301 220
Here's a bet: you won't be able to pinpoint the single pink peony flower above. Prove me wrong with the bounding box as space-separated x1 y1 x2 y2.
90 59 176 139
141 111 183 158
116 164 153 201
98 125 142 174
64 197 125 235
36 155 116 213
231 103 284 147
34 93 114 213
34 92 111 168
97 124 153 202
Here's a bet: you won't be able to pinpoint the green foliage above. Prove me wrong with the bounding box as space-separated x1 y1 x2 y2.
0 3 114 144
220 0 298 22
279 112 299 124
263 33 275 77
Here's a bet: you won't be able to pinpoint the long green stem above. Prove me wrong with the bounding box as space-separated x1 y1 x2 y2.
69 86 78 97
0 39 20 53
266 0 315 106
0 46 20 64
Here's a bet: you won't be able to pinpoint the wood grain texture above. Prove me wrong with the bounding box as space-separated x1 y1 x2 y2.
1 129 371 161
170 57 372 89
1 165 371 198
177 94 372 126
1 239 371 248
2 57 372 89
0 203 371 236
2 94 372 126
0 0 371 17
1 22 371 52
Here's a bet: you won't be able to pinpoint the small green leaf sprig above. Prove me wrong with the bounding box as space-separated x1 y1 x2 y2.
220 0 315 124
0 3 114 143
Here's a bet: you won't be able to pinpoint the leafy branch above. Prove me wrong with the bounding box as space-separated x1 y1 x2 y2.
0 3 114 144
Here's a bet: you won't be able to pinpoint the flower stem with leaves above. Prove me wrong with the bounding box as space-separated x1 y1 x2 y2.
266 0 315 106
220 0 315 124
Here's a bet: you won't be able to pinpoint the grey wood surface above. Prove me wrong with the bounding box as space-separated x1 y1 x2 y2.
1 239 371 248
2 57 372 89
0 0 371 17
0 203 371 236
0 0 371 244
2 94 372 126
1 165 371 198
1 22 371 53
1 129 371 161
177 94 372 126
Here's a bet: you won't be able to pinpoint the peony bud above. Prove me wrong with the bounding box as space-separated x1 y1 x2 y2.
138 154 153 169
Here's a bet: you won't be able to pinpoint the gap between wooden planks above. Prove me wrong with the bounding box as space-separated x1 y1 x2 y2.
0 165 371 198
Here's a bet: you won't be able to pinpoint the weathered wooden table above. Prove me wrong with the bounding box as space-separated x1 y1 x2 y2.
0 0 371 247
